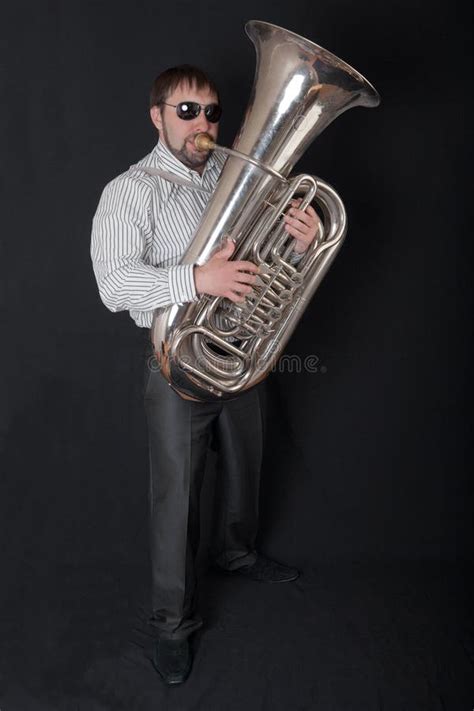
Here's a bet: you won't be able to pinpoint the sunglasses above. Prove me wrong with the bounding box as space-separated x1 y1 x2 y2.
162 101 222 123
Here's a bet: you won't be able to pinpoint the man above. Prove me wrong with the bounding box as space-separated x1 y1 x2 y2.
91 65 320 685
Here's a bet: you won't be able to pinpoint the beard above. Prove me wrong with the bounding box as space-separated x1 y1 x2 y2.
161 122 212 171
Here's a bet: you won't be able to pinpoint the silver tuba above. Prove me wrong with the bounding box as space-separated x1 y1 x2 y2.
151 20 380 401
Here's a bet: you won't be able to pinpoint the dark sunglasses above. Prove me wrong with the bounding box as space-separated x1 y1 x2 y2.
162 101 222 123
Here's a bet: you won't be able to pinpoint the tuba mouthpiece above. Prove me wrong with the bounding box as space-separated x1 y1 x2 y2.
194 133 215 151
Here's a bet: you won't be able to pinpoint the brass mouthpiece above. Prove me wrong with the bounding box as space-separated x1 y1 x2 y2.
194 133 215 151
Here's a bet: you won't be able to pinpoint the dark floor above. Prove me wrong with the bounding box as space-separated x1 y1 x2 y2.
0 557 472 711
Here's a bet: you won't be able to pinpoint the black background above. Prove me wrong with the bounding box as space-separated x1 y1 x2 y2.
1 1 473 709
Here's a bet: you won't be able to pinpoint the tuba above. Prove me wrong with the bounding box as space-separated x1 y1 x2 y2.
151 20 380 401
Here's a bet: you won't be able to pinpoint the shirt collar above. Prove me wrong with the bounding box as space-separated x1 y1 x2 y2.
151 140 222 182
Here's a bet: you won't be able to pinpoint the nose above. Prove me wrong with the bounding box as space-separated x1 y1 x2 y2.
192 111 212 133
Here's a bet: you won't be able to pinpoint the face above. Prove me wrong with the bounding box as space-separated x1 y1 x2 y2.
150 82 220 174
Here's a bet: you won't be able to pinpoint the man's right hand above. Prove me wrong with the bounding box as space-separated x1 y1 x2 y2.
194 238 260 303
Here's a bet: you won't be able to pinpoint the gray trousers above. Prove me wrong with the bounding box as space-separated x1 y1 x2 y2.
143 335 264 640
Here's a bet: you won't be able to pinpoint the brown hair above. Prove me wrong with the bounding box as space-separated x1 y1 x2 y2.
149 64 220 108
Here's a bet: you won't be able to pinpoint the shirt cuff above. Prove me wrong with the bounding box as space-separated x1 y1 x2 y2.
289 249 305 265
168 264 199 304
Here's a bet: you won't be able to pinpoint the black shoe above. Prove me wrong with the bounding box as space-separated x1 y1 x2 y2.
215 554 300 583
152 637 193 685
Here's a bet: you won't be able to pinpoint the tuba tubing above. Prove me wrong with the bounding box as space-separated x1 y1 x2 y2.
151 20 380 401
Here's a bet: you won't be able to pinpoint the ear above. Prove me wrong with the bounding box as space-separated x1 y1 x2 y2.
150 105 162 132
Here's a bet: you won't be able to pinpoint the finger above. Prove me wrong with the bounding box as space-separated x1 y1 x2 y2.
289 202 320 224
233 272 258 285
234 260 260 273
284 223 309 241
304 204 319 219
225 290 246 303
286 209 315 228
214 238 236 259
285 214 315 233
232 283 254 296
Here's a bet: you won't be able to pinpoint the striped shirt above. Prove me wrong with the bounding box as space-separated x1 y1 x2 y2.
91 139 304 330
90 140 226 328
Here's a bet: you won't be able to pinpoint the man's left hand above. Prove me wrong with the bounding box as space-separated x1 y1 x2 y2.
283 198 322 254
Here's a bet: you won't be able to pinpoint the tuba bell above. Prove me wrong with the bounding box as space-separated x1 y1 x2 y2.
151 20 380 401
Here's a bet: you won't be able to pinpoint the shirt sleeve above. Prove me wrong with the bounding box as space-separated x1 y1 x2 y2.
90 174 198 313
288 249 305 266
